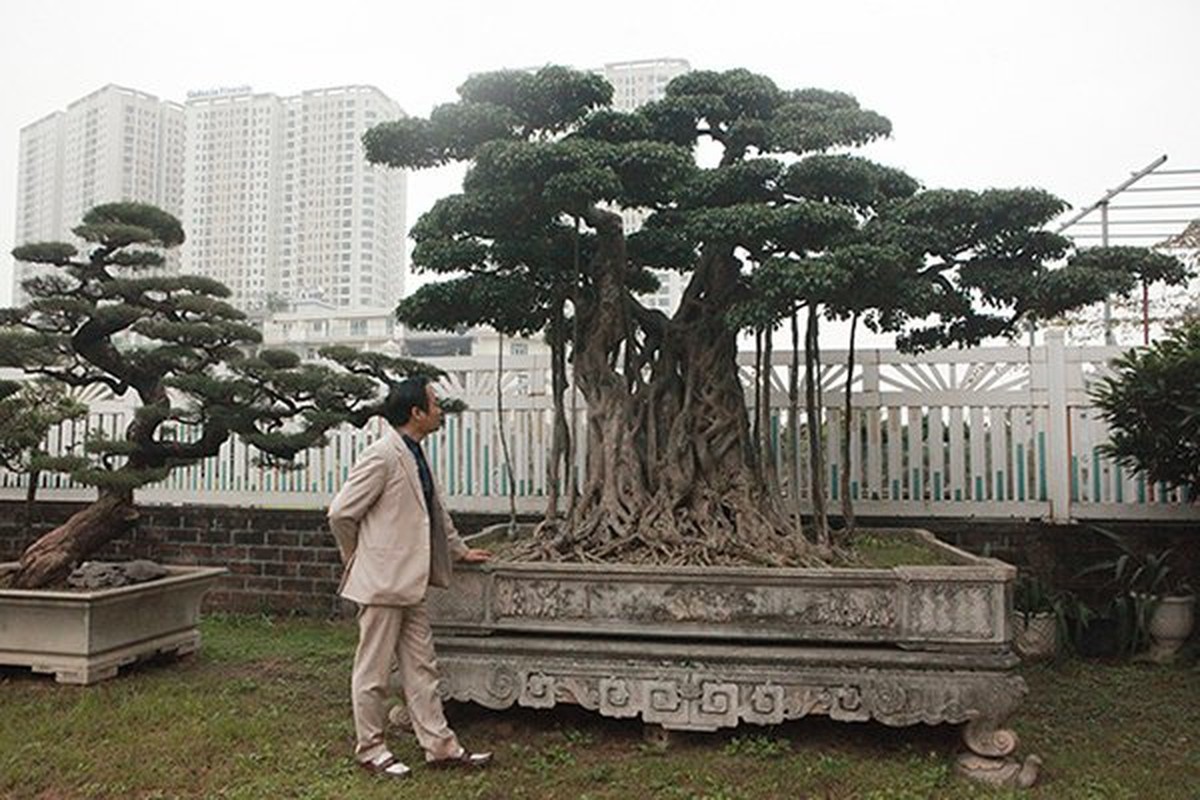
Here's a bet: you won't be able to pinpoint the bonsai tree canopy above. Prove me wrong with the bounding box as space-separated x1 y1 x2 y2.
2 203 450 589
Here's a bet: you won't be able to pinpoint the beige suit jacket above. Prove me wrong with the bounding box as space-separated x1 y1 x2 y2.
327 426 467 606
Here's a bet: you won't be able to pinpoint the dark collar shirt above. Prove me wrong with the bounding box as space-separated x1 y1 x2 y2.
401 434 435 513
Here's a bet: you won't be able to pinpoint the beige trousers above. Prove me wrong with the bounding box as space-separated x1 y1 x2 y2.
351 602 461 763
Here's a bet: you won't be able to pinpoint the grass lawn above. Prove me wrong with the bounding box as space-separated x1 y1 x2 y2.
1 614 1196 799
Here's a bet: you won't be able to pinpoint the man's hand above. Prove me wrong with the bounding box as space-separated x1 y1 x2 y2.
460 547 492 563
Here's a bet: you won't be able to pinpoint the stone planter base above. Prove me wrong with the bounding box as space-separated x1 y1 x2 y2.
0 564 227 684
437 633 1025 734
431 526 1038 786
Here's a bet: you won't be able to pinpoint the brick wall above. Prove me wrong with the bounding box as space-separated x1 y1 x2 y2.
0 501 522 616
2 502 1195 616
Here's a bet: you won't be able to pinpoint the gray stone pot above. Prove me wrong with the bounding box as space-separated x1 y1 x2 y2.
428 527 1035 784
1013 612 1058 661
0 564 227 684
1147 595 1196 663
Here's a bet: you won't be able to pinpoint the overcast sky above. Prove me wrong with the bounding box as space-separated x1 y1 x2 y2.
1 0 1197 311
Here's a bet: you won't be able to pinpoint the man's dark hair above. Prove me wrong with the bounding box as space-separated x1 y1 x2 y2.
382 377 431 426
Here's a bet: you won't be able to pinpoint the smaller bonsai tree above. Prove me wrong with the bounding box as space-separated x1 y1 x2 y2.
1092 315 1200 500
2 203 446 589
0 379 88 528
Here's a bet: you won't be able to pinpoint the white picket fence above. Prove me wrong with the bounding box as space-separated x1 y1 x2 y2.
0 331 1194 522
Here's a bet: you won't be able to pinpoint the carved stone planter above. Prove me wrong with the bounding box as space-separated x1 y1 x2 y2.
429 527 1037 786
0 564 227 684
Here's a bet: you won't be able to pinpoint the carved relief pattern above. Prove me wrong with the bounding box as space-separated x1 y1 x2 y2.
489 578 898 631
906 584 997 639
440 652 1026 761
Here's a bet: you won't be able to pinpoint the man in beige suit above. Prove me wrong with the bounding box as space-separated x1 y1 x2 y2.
328 377 493 779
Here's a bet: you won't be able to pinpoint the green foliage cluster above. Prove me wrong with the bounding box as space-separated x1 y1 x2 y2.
2 202 441 494
1092 317 1200 498
370 63 1191 377
364 63 1192 553
0 380 88 476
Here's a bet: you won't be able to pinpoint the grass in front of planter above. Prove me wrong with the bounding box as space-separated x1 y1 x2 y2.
1 615 1197 799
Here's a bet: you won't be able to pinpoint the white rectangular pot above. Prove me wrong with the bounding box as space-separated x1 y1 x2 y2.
0 564 227 684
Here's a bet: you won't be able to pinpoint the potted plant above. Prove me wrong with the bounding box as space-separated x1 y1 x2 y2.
1090 319 1199 662
0 203 450 683
1078 528 1195 663
1012 574 1061 660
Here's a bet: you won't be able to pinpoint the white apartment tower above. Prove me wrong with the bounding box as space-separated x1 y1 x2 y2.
599 59 691 312
601 58 690 111
13 85 184 302
183 85 406 311
184 90 284 311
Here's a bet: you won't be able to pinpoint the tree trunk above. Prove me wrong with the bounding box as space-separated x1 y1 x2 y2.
496 334 518 533
12 491 138 589
23 468 40 534
542 307 571 524
789 310 804 534
519 209 817 567
840 313 859 533
753 328 763 456
760 327 779 497
805 307 829 547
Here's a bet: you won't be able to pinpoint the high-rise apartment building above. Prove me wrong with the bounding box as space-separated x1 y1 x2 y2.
13 85 184 302
597 59 691 313
183 90 284 311
184 85 406 310
601 58 690 112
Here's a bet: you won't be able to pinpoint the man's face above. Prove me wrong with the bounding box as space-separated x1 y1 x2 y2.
413 384 444 435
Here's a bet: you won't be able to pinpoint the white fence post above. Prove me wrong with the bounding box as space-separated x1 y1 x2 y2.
1044 331 1072 523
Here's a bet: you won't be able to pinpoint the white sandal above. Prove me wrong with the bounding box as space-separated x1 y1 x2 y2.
359 752 411 779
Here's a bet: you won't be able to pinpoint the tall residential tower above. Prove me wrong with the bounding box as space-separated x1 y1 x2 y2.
183 85 407 311
12 85 184 302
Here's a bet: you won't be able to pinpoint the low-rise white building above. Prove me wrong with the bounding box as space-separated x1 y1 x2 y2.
258 300 547 361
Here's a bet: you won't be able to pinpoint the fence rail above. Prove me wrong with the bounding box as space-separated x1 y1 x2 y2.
1 331 1194 522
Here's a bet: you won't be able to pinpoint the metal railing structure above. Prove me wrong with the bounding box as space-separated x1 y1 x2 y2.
1 331 1194 522
1056 154 1200 344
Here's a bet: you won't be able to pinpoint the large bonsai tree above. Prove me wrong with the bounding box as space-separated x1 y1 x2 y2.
366 65 1186 566
1 203 444 589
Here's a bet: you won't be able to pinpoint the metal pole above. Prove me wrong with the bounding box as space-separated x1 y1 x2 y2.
1101 201 1114 344
1142 279 1150 345
1055 155 1168 346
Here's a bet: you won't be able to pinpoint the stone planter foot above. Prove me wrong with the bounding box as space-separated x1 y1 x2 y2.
956 753 1042 789
32 629 200 684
